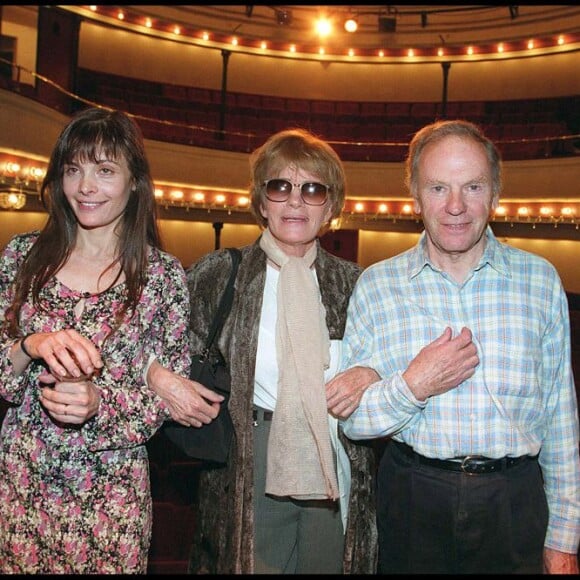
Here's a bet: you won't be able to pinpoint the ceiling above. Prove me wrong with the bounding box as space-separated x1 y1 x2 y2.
65 5 580 63
106 4 580 49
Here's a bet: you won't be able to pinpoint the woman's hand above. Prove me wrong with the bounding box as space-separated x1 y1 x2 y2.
326 365 381 419
39 373 101 425
20 329 103 380
147 360 224 427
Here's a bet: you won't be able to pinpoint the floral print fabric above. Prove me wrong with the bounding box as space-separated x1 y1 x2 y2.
0 232 191 573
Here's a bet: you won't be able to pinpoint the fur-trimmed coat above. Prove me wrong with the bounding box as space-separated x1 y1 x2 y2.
186 237 378 574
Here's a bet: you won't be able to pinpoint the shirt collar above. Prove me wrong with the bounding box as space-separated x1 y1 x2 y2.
408 226 512 280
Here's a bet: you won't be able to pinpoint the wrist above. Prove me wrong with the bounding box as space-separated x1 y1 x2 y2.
20 333 36 359
402 370 427 402
145 355 160 389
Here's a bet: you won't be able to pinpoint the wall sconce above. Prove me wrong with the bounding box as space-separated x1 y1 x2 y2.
0 190 27 210
344 15 358 33
330 217 342 231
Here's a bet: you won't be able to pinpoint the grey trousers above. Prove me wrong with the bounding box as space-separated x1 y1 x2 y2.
252 407 344 574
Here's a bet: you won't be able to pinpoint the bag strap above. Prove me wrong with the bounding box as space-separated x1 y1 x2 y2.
203 247 242 352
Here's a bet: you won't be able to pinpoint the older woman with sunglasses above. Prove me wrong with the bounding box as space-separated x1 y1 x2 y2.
147 128 378 574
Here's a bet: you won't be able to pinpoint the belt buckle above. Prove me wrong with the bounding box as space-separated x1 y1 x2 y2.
460 455 482 475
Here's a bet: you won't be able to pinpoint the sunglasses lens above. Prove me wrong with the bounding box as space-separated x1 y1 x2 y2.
264 179 329 205
265 179 292 201
300 182 328 205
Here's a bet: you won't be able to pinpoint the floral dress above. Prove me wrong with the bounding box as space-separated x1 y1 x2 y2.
0 232 191 574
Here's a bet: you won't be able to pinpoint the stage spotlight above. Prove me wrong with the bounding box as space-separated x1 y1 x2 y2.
509 5 519 19
421 12 428 28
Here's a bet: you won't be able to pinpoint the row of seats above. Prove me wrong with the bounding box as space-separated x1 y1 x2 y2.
149 501 196 574
128 113 573 162
1 66 574 163
78 67 574 125
71 68 580 161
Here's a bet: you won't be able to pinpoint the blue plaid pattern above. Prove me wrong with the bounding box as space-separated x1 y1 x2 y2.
341 227 580 553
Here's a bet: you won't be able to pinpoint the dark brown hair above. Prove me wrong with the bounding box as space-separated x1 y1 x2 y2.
5 107 161 338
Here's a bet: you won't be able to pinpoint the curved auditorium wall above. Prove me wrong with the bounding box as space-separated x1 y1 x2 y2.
6 6 580 102
0 6 579 291
77 21 580 102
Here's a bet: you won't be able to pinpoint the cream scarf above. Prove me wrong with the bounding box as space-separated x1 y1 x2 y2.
259 228 339 501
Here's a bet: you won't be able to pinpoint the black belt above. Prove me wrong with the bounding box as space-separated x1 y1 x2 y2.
252 408 273 424
393 440 537 475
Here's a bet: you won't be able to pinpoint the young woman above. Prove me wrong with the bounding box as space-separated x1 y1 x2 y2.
0 108 191 573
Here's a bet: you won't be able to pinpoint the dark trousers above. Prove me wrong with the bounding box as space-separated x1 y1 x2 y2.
377 440 548 574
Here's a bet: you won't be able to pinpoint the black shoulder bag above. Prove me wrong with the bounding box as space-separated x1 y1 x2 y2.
163 247 241 464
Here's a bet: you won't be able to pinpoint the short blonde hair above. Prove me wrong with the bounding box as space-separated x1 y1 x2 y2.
248 128 346 228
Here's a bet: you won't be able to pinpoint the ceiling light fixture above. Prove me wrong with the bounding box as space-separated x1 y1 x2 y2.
344 15 358 33
315 17 332 37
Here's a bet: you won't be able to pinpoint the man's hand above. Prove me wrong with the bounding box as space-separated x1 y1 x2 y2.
544 547 579 574
403 327 479 401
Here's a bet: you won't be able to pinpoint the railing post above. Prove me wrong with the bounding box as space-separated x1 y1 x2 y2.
441 62 451 118
218 50 230 140
213 221 223 250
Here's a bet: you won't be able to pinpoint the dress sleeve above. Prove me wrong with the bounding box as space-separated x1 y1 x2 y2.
83 251 192 450
0 234 37 404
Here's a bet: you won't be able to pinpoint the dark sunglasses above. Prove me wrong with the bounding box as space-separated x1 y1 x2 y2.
262 178 329 206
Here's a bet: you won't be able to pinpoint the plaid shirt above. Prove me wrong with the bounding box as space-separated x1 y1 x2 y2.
341 226 580 553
